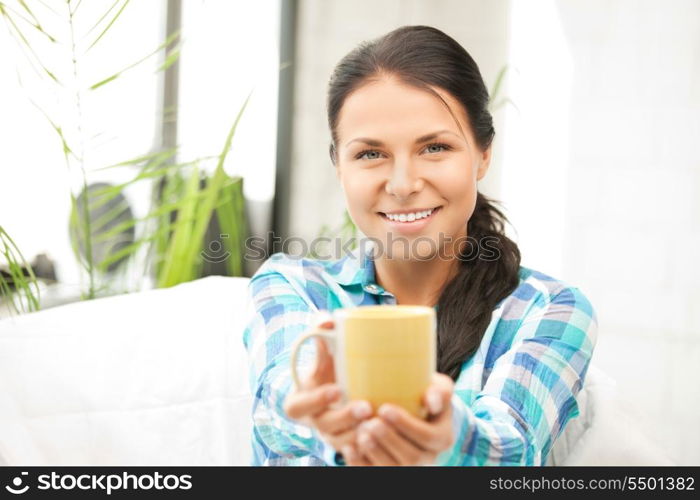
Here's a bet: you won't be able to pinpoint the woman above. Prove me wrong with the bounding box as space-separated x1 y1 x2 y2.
242 25 597 466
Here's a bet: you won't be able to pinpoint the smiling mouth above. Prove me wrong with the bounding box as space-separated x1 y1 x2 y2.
378 206 442 223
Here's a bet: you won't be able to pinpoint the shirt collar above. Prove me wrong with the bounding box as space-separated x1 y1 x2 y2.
327 242 374 286
328 241 441 308
327 241 391 296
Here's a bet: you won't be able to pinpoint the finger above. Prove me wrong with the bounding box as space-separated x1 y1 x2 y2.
341 444 371 467
357 423 399 466
313 400 373 435
284 383 341 420
364 418 430 466
317 319 334 329
300 313 335 390
431 372 455 391
377 404 447 452
422 373 455 417
423 387 444 416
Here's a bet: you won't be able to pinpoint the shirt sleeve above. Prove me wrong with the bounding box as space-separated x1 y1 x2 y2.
242 266 340 466
435 286 598 466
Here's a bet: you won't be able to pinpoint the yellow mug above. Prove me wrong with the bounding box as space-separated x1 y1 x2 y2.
290 305 437 418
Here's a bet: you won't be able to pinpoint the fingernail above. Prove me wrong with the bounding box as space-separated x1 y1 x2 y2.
358 421 372 433
378 405 397 422
359 432 375 450
325 386 341 402
368 420 386 437
428 390 443 414
351 401 372 419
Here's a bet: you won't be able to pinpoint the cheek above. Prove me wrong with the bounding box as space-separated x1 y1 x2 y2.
448 178 476 209
340 172 376 217
445 190 476 234
435 165 478 227
435 161 476 203
342 172 367 196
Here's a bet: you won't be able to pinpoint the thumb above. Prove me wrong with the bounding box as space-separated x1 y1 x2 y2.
424 373 454 415
309 336 336 386
315 309 334 330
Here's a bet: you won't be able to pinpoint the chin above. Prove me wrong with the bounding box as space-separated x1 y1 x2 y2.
376 236 439 261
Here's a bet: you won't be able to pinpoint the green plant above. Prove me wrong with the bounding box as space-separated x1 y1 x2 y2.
68 94 251 292
308 210 358 259
488 64 519 113
0 226 40 314
1 1 249 299
155 94 250 288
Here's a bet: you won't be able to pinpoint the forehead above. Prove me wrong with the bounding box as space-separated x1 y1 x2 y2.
336 77 469 144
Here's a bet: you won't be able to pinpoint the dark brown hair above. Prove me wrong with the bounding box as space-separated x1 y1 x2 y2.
326 25 521 380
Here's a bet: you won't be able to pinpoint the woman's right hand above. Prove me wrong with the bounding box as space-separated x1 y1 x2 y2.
283 318 373 452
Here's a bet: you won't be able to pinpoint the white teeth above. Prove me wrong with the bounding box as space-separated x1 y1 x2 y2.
385 207 435 222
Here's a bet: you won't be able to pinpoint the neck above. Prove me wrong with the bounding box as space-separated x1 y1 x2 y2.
373 253 460 307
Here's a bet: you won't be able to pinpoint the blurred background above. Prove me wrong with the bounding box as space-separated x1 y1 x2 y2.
1 0 698 464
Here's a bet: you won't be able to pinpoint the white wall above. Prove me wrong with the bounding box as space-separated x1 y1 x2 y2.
554 0 700 465
291 0 700 464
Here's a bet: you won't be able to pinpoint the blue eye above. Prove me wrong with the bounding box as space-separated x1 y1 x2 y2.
425 142 451 154
354 142 452 161
356 150 382 160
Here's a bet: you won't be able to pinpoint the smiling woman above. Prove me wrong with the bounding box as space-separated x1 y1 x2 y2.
333 78 485 272
242 25 597 466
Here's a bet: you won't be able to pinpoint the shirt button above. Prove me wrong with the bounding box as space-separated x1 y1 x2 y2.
364 284 380 293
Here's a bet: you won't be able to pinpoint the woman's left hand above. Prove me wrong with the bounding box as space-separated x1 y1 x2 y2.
342 372 456 466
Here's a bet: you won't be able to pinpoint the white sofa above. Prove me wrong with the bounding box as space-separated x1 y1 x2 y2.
0 276 674 466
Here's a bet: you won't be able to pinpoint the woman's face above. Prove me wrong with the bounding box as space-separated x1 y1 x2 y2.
335 76 491 260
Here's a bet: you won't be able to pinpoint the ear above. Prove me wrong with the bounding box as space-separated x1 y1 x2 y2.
476 144 492 181
330 143 342 180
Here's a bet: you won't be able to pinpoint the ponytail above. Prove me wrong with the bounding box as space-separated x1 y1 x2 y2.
436 192 521 380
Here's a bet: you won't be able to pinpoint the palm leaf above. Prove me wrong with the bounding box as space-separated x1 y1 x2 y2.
86 0 130 51
89 29 179 90
0 225 40 314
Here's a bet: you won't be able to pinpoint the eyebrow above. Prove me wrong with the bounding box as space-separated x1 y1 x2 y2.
344 129 461 148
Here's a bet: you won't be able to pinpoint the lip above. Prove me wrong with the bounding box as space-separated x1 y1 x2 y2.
377 206 442 234
380 206 439 216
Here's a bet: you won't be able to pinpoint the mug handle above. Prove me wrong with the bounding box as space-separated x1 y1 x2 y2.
290 326 336 391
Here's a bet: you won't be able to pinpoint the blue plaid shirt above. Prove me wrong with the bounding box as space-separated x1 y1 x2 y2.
242 244 598 466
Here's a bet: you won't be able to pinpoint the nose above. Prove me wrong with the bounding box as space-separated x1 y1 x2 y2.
385 159 424 200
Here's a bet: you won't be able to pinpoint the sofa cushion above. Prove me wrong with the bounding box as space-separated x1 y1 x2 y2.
0 276 253 465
